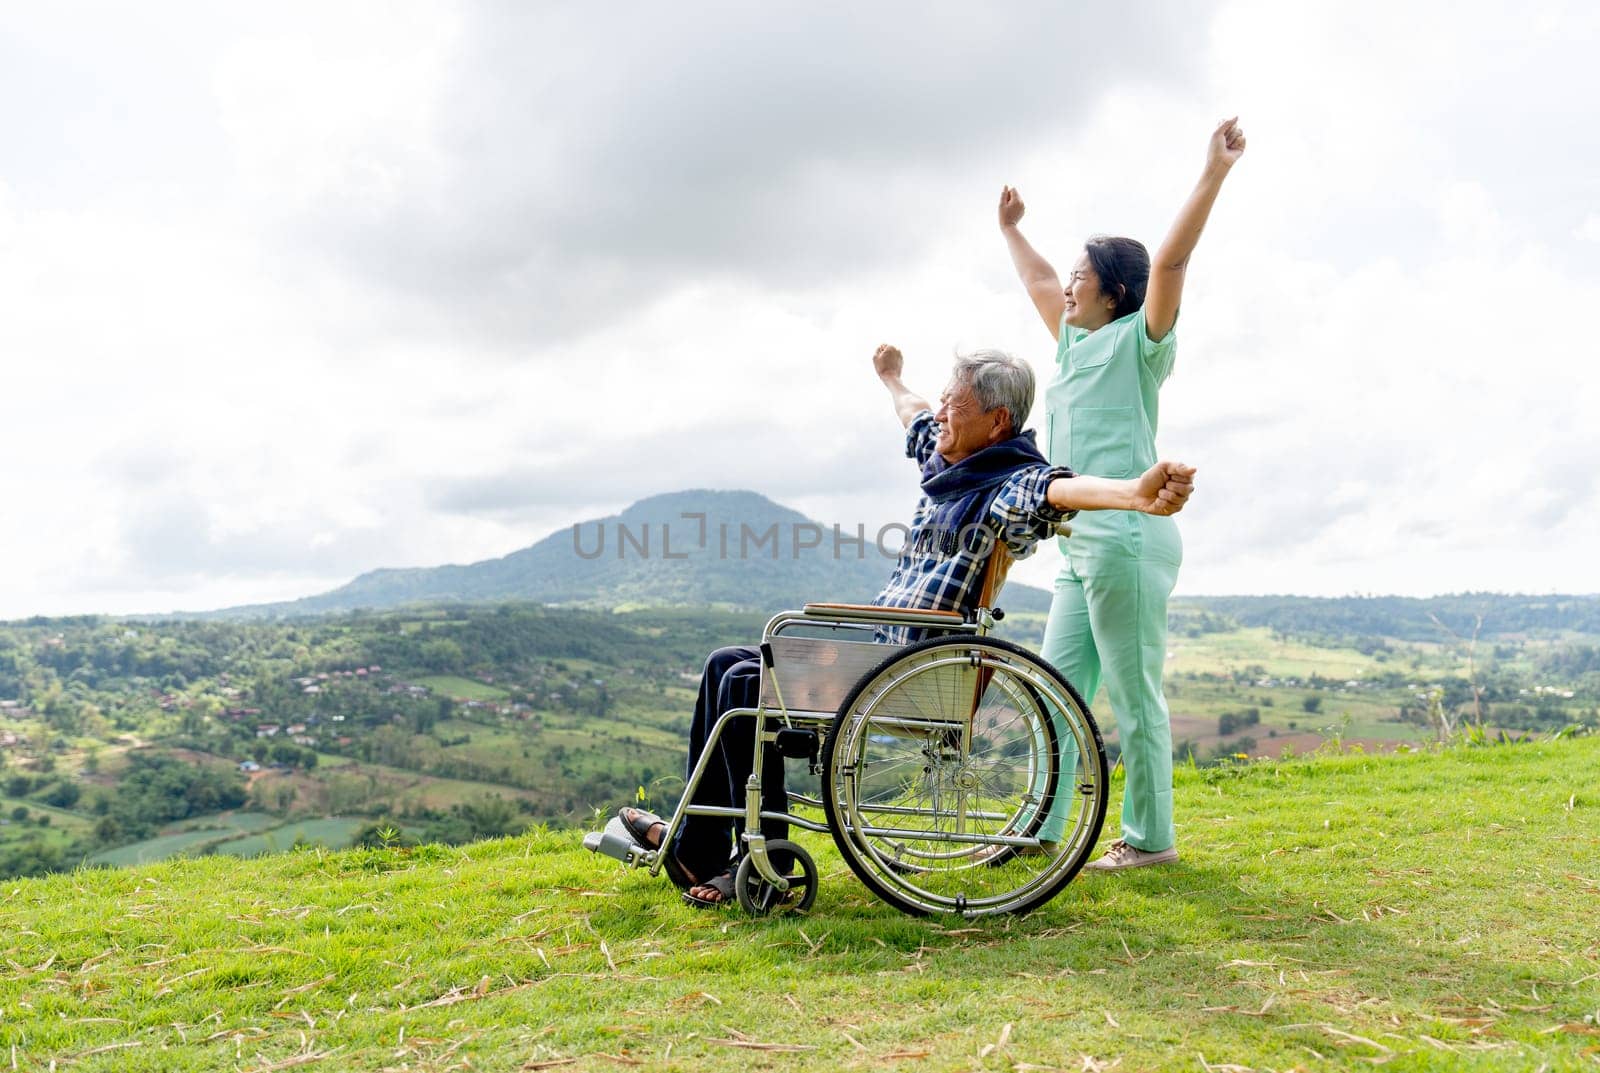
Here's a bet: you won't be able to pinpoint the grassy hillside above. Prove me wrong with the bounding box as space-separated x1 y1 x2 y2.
3 738 1597 1072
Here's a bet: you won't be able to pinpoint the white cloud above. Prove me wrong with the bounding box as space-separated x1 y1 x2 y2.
211 2 458 209
1 1 1598 618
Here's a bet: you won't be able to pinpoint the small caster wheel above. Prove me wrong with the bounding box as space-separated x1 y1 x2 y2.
735 840 818 915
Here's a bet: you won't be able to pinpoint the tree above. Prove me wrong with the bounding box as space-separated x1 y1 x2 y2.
1302 696 1322 714
426 794 526 844
38 779 80 808
420 639 464 672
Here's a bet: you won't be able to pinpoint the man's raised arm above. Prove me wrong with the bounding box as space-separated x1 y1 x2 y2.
873 344 933 429
1047 461 1197 517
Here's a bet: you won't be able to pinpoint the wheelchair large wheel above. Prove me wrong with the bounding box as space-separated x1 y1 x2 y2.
821 635 1107 917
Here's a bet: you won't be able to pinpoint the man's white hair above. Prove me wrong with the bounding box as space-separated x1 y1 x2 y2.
953 349 1034 435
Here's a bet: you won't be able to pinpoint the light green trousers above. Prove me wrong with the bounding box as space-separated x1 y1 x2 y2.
1037 522 1181 853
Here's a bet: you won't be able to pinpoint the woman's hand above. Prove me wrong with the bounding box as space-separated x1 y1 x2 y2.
1129 461 1197 516
1146 118 1246 341
998 185 1026 228
1207 117 1247 171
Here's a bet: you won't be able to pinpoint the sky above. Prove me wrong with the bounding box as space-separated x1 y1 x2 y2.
2 1 1598 619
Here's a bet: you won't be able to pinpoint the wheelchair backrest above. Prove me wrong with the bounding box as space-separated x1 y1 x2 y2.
756 538 1023 717
758 635 898 716
977 544 1012 611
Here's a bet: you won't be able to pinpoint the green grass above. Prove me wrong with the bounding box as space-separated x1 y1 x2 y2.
3 737 1598 1071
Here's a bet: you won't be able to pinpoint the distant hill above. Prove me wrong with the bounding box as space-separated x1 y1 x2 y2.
1173 593 1600 641
202 489 1054 619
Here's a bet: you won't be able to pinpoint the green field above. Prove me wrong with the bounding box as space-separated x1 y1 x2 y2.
89 827 236 867
3 737 1597 1071
214 817 370 857
208 810 281 832
1168 626 1396 679
322 759 545 813
0 796 93 853
90 814 377 867
412 675 511 701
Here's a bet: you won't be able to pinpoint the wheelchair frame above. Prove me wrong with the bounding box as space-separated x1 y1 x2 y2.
584 562 1110 918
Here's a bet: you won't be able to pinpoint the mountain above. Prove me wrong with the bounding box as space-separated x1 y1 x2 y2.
203 490 1055 619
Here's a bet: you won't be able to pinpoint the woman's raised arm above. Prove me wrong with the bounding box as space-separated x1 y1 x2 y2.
1144 118 1246 342
998 186 1067 341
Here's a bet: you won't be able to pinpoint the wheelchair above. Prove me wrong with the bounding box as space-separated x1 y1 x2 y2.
583 550 1109 918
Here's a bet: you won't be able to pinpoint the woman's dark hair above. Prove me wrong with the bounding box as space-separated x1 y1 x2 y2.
1083 234 1150 320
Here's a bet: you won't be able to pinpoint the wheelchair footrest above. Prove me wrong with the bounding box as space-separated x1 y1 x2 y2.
582 815 647 865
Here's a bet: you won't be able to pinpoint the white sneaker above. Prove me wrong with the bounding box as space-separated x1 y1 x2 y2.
1082 839 1178 871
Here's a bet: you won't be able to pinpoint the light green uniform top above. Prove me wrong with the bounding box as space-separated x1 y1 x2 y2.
1043 307 1179 561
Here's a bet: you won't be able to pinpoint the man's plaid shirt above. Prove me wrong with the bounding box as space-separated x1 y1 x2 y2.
872 411 1076 643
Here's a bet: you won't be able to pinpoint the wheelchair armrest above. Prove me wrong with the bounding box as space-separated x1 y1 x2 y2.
801 603 965 623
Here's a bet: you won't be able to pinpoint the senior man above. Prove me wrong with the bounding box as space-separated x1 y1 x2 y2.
621 344 1195 907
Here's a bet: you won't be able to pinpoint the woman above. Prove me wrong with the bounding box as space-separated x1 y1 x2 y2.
998 117 1245 870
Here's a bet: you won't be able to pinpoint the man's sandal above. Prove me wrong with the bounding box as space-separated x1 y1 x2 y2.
681 871 736 910
616 807 665 848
